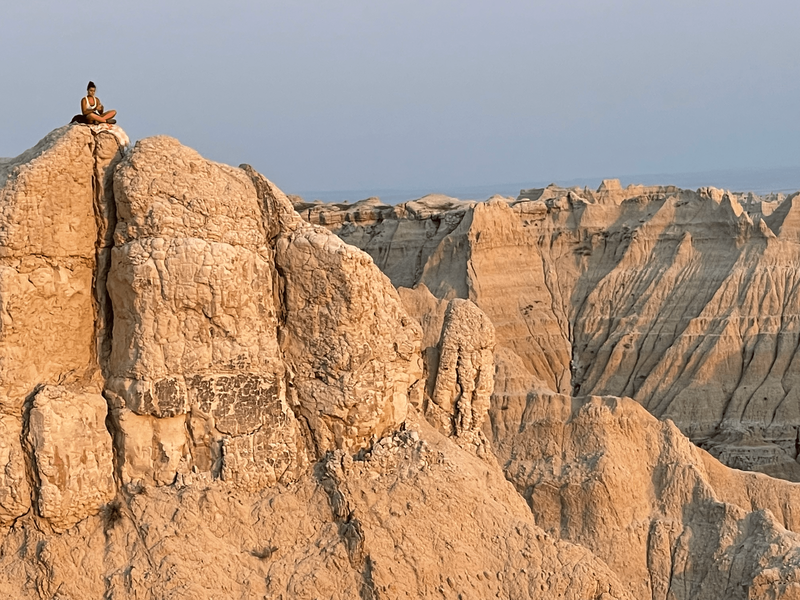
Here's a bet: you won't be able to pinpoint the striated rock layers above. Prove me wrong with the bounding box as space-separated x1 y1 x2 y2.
0 126 642 599
301 184 800 482
4 124 800 599
489 390 800 600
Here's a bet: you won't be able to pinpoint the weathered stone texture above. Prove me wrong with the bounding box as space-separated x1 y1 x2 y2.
114 409 192 487
0 125 125 528
0 126 107 412
430 298 495 440
27 386 115 532
107 137 283 416
220 418 307 492
0 414 30 524
489 392 800 600
306 185 800 480
10 125 800 598
277 223 423 453
105 136 307 489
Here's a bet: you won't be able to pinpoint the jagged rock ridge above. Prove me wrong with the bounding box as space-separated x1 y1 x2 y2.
3 124 800 599
301 182 800 482
0 126 634 599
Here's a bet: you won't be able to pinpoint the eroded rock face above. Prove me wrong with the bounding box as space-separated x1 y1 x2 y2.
0 410 633 600
402 294 496 449
8 125 800 599
106 136 306 487
489 392 800 600
431 298 495 438
0 126 101 413
27 386 115 532
108 136 283 412
276 221 424 454
305 185 800 480
0 124 127 526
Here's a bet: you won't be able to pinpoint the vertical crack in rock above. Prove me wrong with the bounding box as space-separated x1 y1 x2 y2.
87 130 129 507
90 130 124 377
317 451 378 600
19 385 43 529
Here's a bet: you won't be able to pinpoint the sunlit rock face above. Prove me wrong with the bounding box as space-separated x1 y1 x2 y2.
303 183 800 482
0 125 122 527
5 124 800 599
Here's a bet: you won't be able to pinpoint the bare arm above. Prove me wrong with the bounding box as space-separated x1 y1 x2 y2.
81 98 92 116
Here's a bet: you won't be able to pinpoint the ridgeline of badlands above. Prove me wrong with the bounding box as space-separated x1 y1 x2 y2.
1 124 800 599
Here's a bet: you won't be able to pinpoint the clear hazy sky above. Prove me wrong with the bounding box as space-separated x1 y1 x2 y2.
2 0 799 196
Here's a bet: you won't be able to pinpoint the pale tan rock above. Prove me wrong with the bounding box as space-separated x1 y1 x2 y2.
108 137 283 417
489 392 800 600
307 184 800 478
0 126 125 528
0 126 126 413
27 386 115 532
0 413 631 600
0 261 95 411
11 125 800 599
0 125 96 259
106 137 309 490
220 416 308 492
276 220 424 454
427 298 495 443
112 136 265 247
114 408 191 487
397 283 450 407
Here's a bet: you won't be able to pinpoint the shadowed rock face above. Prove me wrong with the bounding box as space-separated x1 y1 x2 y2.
304 184 800 481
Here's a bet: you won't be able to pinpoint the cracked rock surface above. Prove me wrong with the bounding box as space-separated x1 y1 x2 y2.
0 127 635 598
303 186 800 482
5 126 800 598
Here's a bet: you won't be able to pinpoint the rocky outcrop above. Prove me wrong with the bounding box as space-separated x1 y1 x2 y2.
27 386 115 532
0 411 632 600
0 126 99 414
305 185 800 480
403 294 496 450
8 124 800 599
0 124 127 527
488 392 800 600
0 127 639 598
105 136 307 489
275 216 424 455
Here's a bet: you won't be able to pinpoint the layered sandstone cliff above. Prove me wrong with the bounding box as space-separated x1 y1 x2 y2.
301 184 800 482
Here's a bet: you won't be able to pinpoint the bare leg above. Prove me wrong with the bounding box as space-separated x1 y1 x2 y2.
86 110 117 124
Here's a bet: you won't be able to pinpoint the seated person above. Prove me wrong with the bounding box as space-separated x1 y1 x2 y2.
81 81 116 124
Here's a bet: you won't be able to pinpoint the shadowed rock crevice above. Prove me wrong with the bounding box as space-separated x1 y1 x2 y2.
90 129 125 376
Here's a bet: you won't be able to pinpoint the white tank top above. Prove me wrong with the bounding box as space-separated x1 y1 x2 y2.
84 96 98 112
